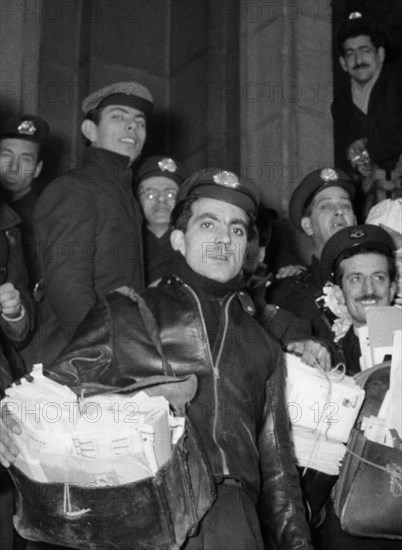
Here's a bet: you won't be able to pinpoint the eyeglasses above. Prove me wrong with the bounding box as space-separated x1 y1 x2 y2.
139 189 178 201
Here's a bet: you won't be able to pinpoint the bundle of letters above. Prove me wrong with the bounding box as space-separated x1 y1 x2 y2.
1 364 184 487
285 353 365 475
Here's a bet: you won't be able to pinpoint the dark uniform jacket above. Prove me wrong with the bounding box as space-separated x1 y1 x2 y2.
338 326 361 376
142 227 176 285
34 147 144 341
10 186 42 291
45 276 313 550
0 201 35 393
331 60 402 175
266 256 334 341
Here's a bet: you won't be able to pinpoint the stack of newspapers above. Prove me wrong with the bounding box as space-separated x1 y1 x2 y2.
1 364 184 486
285 353 365 475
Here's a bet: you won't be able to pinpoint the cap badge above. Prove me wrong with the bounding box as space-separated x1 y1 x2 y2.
348 12 362 20
320 168 338 182
213 170 240 188
158 158 177 173
349 228 365 240
17 120 36 136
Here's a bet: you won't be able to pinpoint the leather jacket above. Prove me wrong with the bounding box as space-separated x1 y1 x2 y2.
45 277 313 549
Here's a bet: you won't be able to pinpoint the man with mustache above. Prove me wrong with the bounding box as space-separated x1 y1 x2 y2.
33 82 153 361
266 167 356 340
320 224 397 375
315 223 400 549
332 12 402 218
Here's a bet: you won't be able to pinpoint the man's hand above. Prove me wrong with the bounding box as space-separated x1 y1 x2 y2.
0 283 22 318
276 265 306 279
347 138 372 177
0 406 21 468
286 340 332 372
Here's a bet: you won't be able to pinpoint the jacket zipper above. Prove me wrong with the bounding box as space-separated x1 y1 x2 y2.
184 283 233 475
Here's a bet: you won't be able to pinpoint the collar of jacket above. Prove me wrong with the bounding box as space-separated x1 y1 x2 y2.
0 201 21 231
81 146 134 192
161 274 256 316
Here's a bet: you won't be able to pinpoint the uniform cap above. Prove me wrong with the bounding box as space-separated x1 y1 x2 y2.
82 81 153 117
320 224 395 282
0 114 49 144
289 167 355 230
175 168 260 218
137 156 187 187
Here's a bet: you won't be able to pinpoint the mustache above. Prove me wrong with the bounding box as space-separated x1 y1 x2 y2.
356 294 381 302
353 63 370 70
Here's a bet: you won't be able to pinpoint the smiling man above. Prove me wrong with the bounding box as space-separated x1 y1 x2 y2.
316 224 399 550
267 167 356 339
33 82 153 359
321 224 396 375
0 168 313 550
332 12 402 217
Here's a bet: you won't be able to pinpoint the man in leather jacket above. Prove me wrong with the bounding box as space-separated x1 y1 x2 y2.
1 169 313 550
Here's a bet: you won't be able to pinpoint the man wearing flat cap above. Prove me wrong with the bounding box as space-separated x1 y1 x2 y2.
0 114 49 291
33 81 153 361
136 155 187 284
332 12 402 217
266 167 356 340
2 168 314 550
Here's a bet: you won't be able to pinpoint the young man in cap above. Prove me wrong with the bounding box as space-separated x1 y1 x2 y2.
0 114 49 291
320 223 397 375
315 224 400 550
266 167 356 340
332 12 402 216
33 81 153 360
136 155 187 284
1 169 313 550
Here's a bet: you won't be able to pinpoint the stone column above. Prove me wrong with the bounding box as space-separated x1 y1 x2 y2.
0 0 42 117
239 0 334 215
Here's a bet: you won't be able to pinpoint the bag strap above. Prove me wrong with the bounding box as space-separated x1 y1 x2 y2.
127 289 175 378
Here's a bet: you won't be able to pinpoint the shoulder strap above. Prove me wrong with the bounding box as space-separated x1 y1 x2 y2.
119 287 175 377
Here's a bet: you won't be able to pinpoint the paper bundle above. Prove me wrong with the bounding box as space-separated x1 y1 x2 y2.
290 426 346 475
285 353 365 474
1 365 185 486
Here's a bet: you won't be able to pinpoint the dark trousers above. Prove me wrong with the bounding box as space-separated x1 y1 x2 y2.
182 480 264 550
